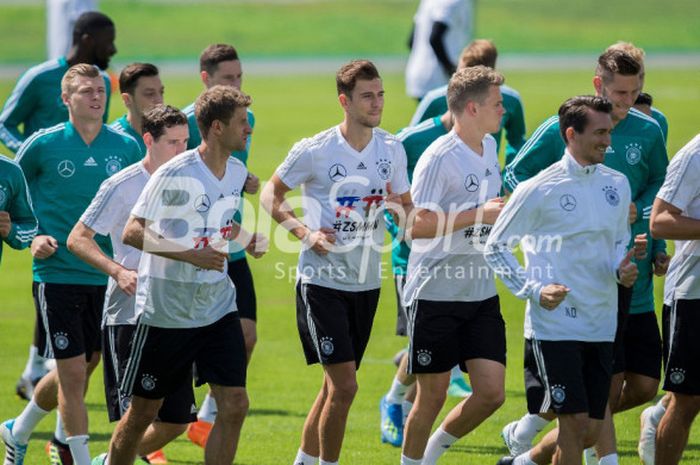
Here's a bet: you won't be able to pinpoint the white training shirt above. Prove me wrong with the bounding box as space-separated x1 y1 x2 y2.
132 149 248 329
80 162 149 326
485 151 631 342
405 0 473 99
658 134 700 304
276 125 410 291
404 131 501 306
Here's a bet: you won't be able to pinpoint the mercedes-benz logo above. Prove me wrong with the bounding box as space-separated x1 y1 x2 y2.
560 194 577 211
328 163 347 182
464 174 480 192
57 160 75 178
194 194 211 212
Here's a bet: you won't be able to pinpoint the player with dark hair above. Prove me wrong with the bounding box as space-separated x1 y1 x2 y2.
262 60 412 465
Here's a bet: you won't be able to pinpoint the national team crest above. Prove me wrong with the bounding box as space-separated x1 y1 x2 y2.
376 158 392 181
625 143 642 165
105 155 123 176
319 337 335 356
551 384 566 404
53 332 69 350
603 185 620 206
416 349 432 366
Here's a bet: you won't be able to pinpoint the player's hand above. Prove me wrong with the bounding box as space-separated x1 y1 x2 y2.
633 233 648 260
385 182 403 222
189 246 228 272
0 211 11 238
31 235 58 259
617 249 639 288
539 283 570 310
653 251 671 276
304 228 336 256
244 173 260 195
246 233 269 259
479 197 505 225
629 202 637 224
114 268 138 296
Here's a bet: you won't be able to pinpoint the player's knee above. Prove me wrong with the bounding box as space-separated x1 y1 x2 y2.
672 394 700 423
244 333 257 354
417 390 447 414
328 379 358 405
217 389 249 422
477 387 505 413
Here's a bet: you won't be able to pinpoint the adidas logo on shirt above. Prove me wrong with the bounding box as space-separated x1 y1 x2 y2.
357 162 367 170
605 146 615 154
84 157 98 167
485 168 492 176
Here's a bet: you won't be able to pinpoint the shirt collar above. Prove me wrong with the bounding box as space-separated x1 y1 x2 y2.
562 149 597 177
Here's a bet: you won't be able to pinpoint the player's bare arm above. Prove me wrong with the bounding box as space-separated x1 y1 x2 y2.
408 197 504 239
650 197 700 240
67 222 137 296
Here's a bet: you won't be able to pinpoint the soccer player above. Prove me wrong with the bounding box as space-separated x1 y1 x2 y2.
183 44 261 446
649 134 700 465
2 10 117 403
500 49 668 465
0 63 141 465
0 11 116 154
0 155 37 265
405 0 473 100
110 63 165 156
46 0 98 60
379 109 455 448
261 60 411 465
67 105 191 465
96 85 266 465
410 39 527 165
606 42 668 141
486 95 638 465
399 66 506 465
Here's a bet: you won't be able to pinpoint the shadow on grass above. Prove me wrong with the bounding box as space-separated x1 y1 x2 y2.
33 431 114 442
447 443 509 456
247 408 306 418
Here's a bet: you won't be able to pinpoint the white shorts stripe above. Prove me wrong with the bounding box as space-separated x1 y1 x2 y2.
532 339 552 413
37 283 54 359
406 298 419 374
301 284 323 362
121 319 149 396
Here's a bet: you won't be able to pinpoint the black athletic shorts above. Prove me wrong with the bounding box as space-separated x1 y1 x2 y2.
227 258 257 321
408 295 506 374
612 284 633 374
525 339 613 420
663 299 700 395
394 274 408 337
33 282 105 360
296 282 380 368
623 311 662 380
122 312 247 400
102 325 197 423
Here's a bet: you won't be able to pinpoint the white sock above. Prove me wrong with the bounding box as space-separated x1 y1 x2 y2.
599 453 618 465
402 400 413 424
54 414 68 444
650 400 666 425
513 451 538 465
449 365 462 381
513 413 550 443
66 435 91 465
401 454 423 465
293 448 318 465
198 393 217 423
13 399 50 443
422 427 458 465
22 345 48 379
319 461 338 465
386 377 409 404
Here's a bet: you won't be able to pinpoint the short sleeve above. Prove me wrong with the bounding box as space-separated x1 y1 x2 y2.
391 143 411 195
411 154 449 210
276 140 313 189
80 179 122 236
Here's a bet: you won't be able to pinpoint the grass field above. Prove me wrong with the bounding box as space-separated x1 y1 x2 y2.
2 0 700 63
1 65 700 464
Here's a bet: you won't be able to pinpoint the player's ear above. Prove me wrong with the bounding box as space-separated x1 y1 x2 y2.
338 93 349 109
143 131 154 149
200 70 210 87
121 92 132 107
592 75 603 95
565 126 576 144
61 90 70 106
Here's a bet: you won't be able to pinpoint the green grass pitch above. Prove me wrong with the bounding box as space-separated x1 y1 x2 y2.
1 66 699 464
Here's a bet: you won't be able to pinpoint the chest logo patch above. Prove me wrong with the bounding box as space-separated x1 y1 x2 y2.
376 158 392 181
464 174 480 192
57 160 75 178
329 163 347 182
603 185 620 206
105 155 123 176
625 143 642 165
559 194 577 211
194 194 211 212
